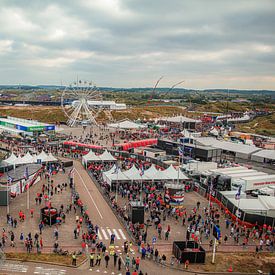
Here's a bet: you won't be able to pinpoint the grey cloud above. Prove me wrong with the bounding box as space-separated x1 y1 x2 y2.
0 0 274 89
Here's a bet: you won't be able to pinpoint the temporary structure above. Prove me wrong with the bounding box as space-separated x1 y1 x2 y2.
45 153 58 162
2 152 17 165
33 151 50 163
105 169 129 185
161 165 189 180
99 150 116 162
102 165 116 182
82 150 101 163
108 119 146 129
144 164 167 180
21 152 34 164
13 155 26 165
123 165 149 181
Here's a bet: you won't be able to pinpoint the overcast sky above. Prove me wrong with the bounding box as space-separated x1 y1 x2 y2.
0 0 275 89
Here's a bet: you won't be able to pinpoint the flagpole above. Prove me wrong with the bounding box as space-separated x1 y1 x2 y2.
140 175 143 202
177 153 180 185
115 162 119 202
7 180 9 215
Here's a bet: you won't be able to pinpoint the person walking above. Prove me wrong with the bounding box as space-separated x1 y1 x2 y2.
113 252 118 267
89 253 94 267
118 257 122 271
105 253 110 268
135 256 140 270
95 254 101 266
72 252 77 266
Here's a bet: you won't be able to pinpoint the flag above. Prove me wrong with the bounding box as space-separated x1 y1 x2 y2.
235 185 242 200
112 163 119 174
178 146 184 156
24 167 29 180
140 164 144 176
7 174 13 183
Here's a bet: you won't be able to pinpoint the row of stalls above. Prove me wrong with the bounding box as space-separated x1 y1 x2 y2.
0 151 59 205
2 151 57 166
81 149 191 208
102 164 189 185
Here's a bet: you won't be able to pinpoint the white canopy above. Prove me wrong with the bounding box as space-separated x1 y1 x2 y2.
102 165 116 182
123 165 149 181
21 152 34 164
46 153 58 162
3 152 17 164
13 155 26 165
161 165 189 180
105 169 129 185
144 164 167 180
33 151 50 163
82 150 101 162
99 150 116 161
108 119 146 129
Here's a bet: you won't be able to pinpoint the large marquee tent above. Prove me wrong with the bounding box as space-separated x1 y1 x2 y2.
3 151 58 166
108 119 146 129
103 164 189 185
82 149 117 165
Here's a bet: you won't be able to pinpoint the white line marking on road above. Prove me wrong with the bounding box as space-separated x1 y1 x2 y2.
118 229 126 240
74 168 103 219
97 231 102 240
113 229 120 240
101 228 109 240
107 228 112 237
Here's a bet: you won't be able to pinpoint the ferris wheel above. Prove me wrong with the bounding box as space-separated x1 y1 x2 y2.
61 80 102 127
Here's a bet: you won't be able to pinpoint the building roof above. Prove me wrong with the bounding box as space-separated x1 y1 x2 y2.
0 116 50 127
143 148 165 153
0 125 24 134
194 137 260 155
252 149 275 160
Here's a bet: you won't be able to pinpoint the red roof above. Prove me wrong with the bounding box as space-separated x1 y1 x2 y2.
114 139 157 151
63 141 103 149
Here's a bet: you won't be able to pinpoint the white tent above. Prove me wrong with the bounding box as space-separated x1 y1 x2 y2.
82 150 101 163
33 151 50 163
46 153 58 162
108 119 146 129
144 164 167 180
123 165 149 181
99 150 117 162
102 165 116 182
161 165 189 180
3 152 17 165
21 152 34 164
13 155 26 165
105 169 129 185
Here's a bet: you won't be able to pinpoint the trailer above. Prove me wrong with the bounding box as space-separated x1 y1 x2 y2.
184 161 218 174
233 175 275 192
218 172 266 191
209 166 248 174
218 169 255 176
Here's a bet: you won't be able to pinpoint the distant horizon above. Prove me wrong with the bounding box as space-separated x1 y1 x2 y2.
0 83 275 92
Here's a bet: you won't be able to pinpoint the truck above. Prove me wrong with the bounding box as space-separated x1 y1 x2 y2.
217 172 267 191
232 175 275 192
